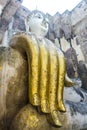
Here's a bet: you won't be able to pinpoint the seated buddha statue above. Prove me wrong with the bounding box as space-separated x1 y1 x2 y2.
9 10 74 128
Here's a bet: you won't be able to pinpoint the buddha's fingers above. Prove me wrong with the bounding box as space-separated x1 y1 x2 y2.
9 34 40 106
45 39 61 126
65 73 75 87
47 110 62 127
28 35 40 106
57 49 66 112
48 44 58 112
38 39 50 113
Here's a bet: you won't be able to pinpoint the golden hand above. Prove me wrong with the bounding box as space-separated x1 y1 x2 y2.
10 33 74 127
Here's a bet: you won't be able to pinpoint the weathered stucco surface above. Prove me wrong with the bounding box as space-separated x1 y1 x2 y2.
0 47 28 130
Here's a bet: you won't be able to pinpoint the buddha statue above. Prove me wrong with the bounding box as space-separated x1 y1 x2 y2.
8 10 74 128
0 10 87 130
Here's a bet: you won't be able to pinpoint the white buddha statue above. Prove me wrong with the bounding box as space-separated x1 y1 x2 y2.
25 11 49 38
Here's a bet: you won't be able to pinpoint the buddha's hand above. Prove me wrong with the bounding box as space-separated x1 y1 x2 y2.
28 36 74 126
10 34 74 127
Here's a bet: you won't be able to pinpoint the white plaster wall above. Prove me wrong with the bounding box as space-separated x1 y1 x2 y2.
55 37 85 62
55 37 70 51
0 4 3 15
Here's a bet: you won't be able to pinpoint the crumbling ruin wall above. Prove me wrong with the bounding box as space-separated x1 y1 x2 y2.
49 0 87 62
0 0 22 42
0 0 87 76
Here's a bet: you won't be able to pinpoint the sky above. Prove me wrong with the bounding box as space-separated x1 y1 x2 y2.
22 0 82 15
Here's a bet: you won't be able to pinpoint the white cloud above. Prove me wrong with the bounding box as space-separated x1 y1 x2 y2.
22 0 82 15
